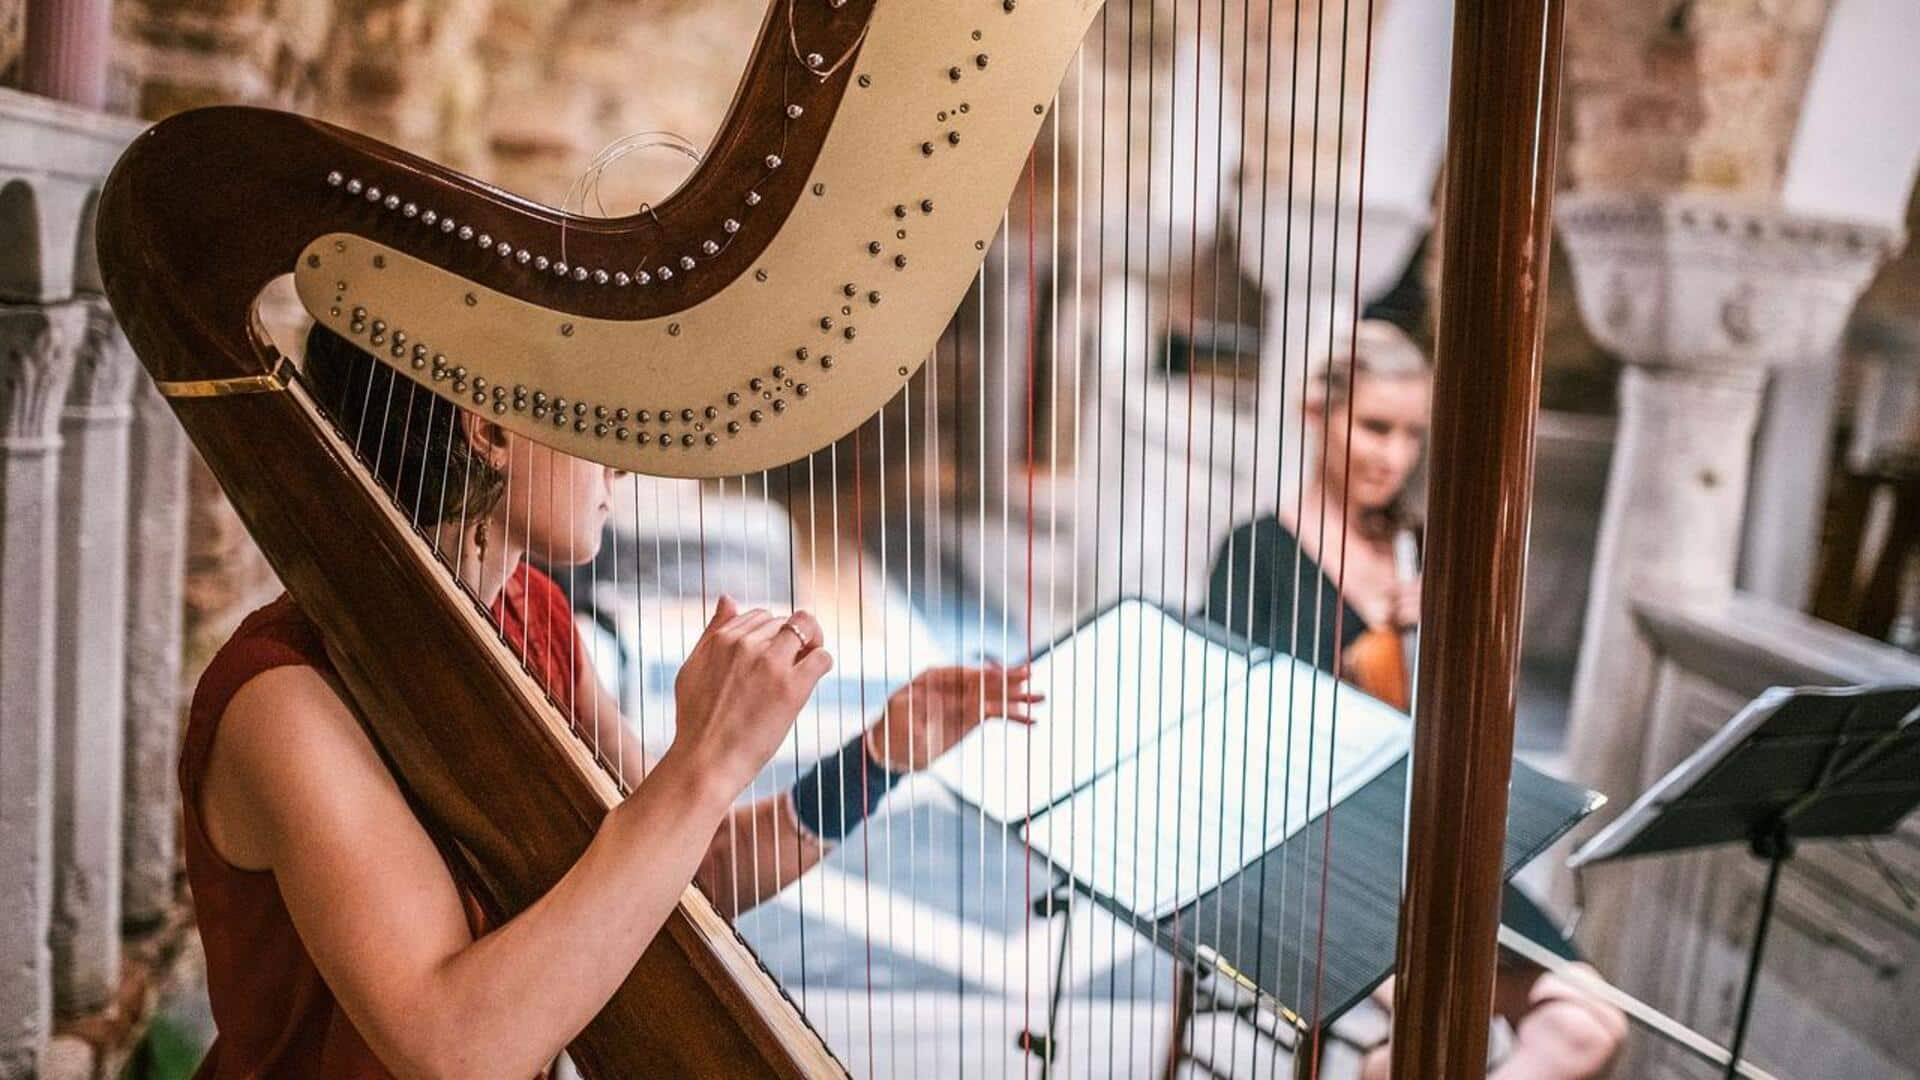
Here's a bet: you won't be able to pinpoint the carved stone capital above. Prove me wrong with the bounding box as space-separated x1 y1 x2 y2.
1555 192 1903 375
63 297 138 415
0 301 85 451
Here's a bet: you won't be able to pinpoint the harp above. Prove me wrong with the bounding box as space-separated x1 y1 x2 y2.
98 0 1563 1075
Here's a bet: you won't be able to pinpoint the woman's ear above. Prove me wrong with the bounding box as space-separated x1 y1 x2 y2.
462 412 513 470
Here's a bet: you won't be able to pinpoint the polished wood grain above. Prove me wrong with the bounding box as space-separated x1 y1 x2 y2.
1389 0 1568 1075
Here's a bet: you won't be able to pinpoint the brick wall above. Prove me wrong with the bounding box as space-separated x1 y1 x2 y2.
0 0 22 86
1563 0 1835 195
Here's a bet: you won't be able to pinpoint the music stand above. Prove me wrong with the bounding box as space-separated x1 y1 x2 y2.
1007 755 1598 1079
1568 684 1920 1080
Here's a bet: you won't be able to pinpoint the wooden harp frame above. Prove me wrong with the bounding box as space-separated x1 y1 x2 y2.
98 0 1567 1074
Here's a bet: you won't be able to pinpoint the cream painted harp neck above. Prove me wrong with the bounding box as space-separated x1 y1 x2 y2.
297 0 1105 477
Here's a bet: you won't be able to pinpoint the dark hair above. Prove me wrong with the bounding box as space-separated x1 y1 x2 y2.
302 322 504 528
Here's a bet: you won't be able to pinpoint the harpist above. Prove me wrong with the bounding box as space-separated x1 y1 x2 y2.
177 324 1039 1078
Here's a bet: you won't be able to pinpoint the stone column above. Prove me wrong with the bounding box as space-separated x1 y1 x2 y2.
19 0 113 110
0 300 83 1080
121 374 188 930
1554 193 1897 953
49 297 138 1016
1740 361 1842 607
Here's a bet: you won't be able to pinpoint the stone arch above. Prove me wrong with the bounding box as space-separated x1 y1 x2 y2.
71 186 102 295
0 178 42 302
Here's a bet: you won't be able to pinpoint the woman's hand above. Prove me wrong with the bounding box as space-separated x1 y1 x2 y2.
863 663 1042 773
668 595 833 798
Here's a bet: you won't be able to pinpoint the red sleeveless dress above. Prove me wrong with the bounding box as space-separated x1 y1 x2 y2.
180 564 585 1078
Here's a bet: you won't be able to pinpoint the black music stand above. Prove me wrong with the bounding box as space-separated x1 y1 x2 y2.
1568 684 1920 1080
1011 755 1599 1079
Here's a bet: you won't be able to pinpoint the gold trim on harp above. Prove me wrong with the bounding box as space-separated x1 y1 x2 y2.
1194 945 1309 1031
155 355 296 398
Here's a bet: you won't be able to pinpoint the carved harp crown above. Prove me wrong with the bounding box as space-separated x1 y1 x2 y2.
101 0 1569 1074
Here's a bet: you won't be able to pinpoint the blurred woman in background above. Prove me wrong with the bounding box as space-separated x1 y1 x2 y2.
1203 320 1625 1078
1206 319 1428 710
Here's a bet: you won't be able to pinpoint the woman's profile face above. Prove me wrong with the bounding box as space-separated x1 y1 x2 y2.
1313 372 1430 512
494 434 618 567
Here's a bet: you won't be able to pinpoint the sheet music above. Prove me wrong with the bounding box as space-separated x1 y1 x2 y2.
927 599 1250 821
1021 658 1410 918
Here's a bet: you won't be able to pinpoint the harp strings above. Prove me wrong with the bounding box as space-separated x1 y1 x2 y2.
298 0 1392 1069
1223 0 1274 1066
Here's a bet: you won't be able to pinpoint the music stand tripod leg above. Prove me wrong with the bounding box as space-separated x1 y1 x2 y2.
1726 822 1794 1080
1019 887 1074 1071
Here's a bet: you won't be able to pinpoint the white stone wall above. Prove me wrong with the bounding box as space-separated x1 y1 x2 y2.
0 87 166 1080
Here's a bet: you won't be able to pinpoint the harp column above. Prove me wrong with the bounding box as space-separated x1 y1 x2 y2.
1390 0 1567 1074
0 300 84 1078
1553 195 1898 963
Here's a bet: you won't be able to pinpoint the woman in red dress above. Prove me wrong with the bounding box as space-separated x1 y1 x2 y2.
181 324 1036 1077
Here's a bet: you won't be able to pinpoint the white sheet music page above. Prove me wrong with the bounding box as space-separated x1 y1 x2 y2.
927 599 1247 821
1021 657 1410 919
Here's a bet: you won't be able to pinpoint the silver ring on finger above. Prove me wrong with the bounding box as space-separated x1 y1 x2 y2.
778 621 811 648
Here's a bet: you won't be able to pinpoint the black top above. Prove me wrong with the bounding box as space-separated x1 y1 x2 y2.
1205 516 1367 671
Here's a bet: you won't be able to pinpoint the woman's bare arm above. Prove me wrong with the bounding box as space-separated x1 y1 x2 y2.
201 599 829 1079
575 654 1040 917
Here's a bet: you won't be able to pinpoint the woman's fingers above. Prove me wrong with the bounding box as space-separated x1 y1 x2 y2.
728 608 777 637
784 610 825 661
740 608 827 667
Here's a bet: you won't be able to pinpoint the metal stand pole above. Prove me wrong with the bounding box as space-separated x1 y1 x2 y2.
1021 888 1075 1073
1726 825 1792 1079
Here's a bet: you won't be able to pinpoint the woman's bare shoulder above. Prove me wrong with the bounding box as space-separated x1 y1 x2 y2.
203 664 404 871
